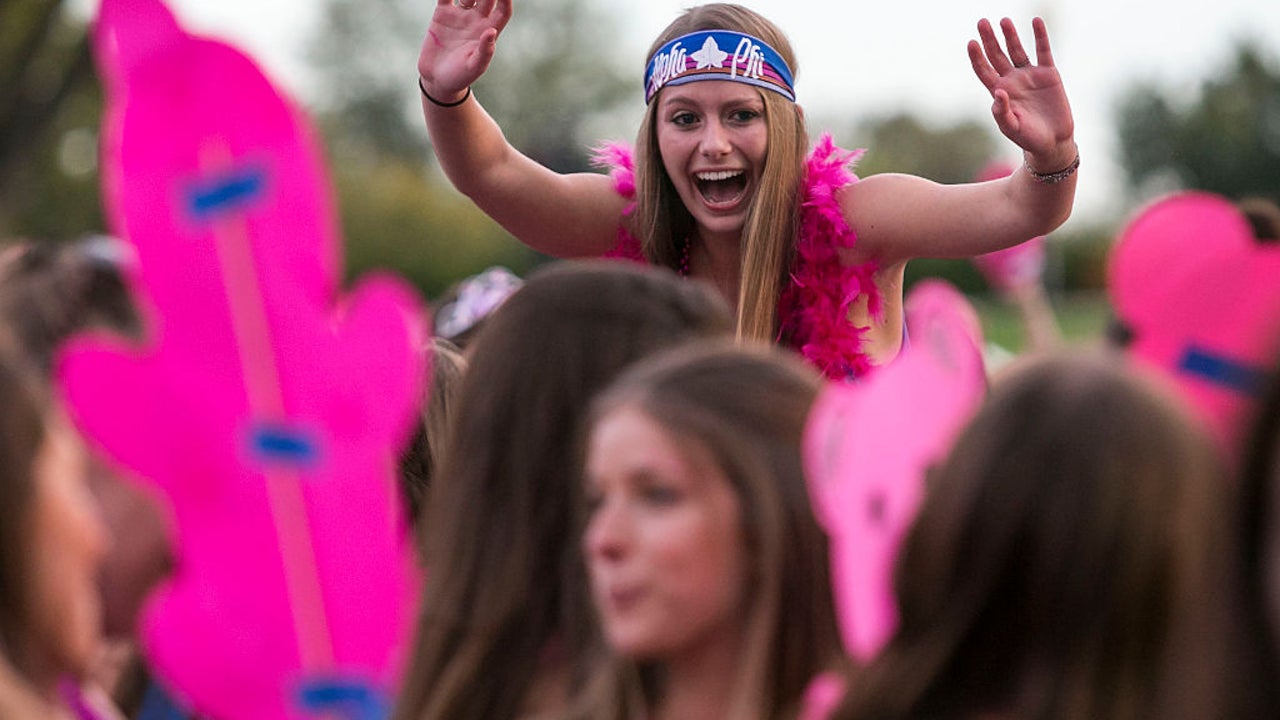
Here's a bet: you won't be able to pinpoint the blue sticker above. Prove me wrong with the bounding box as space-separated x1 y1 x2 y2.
136 680 193 720
296 677 389 720
1178 346 1266 396
187 166 267 219
250 423 320 468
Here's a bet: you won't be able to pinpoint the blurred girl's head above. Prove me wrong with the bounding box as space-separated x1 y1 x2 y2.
581 340 840 719
394 260 733 720
835 352 1234 720
0 352 109 696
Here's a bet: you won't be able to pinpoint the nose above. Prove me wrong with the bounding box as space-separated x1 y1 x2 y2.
584 498 630 565
698 118 731 158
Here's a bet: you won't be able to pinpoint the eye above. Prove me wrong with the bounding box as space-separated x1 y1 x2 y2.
640 483 682 506
669 111 699 128
728 108 762 124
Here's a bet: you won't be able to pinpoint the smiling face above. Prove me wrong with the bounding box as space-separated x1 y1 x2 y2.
583 404 748 662
655 80 768 246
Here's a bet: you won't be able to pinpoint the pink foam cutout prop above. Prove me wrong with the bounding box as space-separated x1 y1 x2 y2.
802 280 986 661
1108 191 1280 456
970 161 1047 293
56 0 427 717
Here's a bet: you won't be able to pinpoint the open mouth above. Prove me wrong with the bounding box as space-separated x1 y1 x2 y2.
695 170 748 207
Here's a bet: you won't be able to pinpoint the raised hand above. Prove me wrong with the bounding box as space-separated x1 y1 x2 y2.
968 17 1076 170
419 0 513 100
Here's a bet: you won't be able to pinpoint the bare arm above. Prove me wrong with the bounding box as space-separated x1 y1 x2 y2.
844 17 1077 266
418 0 625 258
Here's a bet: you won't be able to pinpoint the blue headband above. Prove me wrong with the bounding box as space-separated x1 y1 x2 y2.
645 30 796 105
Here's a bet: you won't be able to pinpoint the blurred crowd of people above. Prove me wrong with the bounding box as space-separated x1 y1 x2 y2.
2 1 1280 719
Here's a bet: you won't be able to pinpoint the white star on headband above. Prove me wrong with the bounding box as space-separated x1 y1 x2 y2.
691 36 728 70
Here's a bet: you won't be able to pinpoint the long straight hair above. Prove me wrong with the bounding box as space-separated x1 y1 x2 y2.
832 352 1238 720
392 261 732 720
573 341 842 720
634 4 809 344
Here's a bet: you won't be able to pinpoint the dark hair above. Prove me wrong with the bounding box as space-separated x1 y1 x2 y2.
398 337 468 537
1238 350 1280 715
393 260 733 720
0 237 141 373
0 352 52 675
577 340 841 720
1238 196 1280 243
833 352 1235 720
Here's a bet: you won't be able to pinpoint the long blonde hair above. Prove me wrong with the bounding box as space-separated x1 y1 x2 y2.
633 4 809 344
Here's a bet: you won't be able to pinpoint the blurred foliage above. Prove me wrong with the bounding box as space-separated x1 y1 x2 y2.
830 112 1114 299
903 221 1114 298
0 0 102 240
331 156 544 298
1116 42 1280 204
845 112 998 184
309 0 634 299
975 291 1113 353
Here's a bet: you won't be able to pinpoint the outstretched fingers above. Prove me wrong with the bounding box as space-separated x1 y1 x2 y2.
490 0 513 33
1000 18 1031 68
968 39 999 91
1032 17 1055 67
977 18 1014 75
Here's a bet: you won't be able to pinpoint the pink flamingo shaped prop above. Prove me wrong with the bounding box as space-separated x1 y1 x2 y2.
1109 191 1280 458
802 280 987 664
57 0 428 717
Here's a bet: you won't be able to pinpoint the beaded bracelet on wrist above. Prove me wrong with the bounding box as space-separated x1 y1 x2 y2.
1025 153 1080 185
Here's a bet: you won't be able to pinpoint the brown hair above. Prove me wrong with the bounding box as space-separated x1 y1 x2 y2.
833 352 1235 720
1238 196 1280 243
575 340 841 720
0 351 53 681
393 260 733 720
633 4 808 344
0 237 141 372
398 336 468 537
1238 350 1280 716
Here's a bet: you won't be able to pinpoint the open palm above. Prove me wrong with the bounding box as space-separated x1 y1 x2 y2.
418 0 512 97
968 17 1075 166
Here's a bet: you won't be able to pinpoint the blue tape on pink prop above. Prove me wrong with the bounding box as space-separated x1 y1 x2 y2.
296 677 389 720
187 166 266 219
250 423 320 468
645 30 795 104
1178 346 1267 396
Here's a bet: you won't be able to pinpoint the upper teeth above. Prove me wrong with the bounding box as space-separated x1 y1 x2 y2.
696 170 743 181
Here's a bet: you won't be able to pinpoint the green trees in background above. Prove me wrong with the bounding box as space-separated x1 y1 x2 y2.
3 1 1276 306
0 0 100 240
1117 42 1280 205
309 0 634 298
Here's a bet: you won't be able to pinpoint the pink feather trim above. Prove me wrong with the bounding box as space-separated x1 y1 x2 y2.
781 133 880 379
591 143 644 262
592 134 878 379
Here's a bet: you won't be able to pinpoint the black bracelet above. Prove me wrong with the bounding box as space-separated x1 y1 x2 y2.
419 76 471 108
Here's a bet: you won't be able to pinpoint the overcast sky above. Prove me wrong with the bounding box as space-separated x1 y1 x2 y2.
74 0 1280 226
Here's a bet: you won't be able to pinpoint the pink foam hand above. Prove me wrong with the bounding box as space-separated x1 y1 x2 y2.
1108 192 1280 456
56 1 428 717
970 161 1047 293
802 280 986 661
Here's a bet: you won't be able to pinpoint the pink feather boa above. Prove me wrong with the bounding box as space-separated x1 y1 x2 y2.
590 133 880 379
